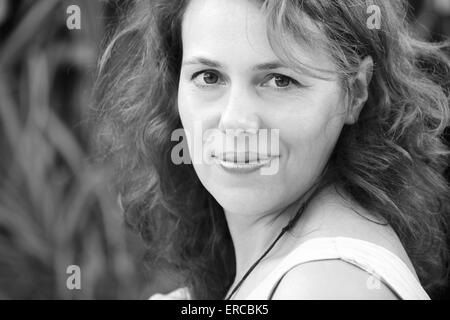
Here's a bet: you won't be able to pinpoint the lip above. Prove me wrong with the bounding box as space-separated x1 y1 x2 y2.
212 155 278 174
213 152 275 162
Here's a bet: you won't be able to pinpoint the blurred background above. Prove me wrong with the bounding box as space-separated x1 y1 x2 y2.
0 0 449 299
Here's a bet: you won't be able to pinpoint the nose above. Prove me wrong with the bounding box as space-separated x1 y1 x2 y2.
218 85 261 134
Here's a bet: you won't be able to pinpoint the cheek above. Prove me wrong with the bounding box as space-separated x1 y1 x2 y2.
177 84 193 127
294 111 343 144
281 94 345 170
177 84 217 165
177 84 208 147
177 85 198 159
177 82 217 126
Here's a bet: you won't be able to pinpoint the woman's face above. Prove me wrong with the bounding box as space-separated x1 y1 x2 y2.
177 0 347 216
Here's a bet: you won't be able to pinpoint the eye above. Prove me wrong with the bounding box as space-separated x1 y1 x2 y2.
263 73 303 90
202 71 219 84
191 70 223 86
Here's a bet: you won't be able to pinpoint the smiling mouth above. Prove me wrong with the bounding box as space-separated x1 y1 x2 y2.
212 152 276 164
212 157 273 175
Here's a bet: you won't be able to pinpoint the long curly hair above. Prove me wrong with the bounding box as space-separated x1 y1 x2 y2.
91 0 450 299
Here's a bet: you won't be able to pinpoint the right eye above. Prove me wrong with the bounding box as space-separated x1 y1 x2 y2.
191 70 224 87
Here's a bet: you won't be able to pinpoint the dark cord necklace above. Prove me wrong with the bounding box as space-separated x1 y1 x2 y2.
224 200 308 300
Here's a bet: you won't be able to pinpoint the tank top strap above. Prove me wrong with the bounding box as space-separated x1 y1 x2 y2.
244 236 430 300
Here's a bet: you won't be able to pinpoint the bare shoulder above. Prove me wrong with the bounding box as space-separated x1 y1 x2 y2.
271 259 399 300
291 188 418 282
293 185 417 275
269 185 419 300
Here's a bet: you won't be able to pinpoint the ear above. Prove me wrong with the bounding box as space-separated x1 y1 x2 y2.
345 56 373 125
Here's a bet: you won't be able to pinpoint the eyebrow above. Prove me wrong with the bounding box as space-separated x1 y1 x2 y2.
182 56 289 71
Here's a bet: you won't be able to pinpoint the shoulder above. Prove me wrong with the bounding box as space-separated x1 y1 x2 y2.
293 185 413 269
271 259 399 300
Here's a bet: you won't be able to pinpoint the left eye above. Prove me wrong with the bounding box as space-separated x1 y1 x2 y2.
264 74 301 89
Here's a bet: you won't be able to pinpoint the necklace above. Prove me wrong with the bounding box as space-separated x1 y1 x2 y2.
224 200 308 300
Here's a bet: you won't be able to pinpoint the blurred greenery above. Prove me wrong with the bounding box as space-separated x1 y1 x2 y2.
0 0 151 299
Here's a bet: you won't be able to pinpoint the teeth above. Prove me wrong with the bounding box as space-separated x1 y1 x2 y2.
220 158 260 164
213 157 272 167
215 153 271 163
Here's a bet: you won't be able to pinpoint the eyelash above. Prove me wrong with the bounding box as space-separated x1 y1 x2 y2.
190 70 305 91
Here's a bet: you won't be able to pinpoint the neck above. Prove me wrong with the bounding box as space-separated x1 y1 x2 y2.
224 184 319 295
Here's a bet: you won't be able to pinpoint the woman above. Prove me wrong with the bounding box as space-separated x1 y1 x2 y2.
92 0 450 300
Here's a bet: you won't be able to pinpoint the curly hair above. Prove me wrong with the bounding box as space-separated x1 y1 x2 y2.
91 0 450 299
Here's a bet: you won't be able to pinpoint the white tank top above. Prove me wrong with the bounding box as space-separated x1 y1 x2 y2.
243 236 430 300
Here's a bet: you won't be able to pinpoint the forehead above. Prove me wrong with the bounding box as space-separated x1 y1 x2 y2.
181 0 333 70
